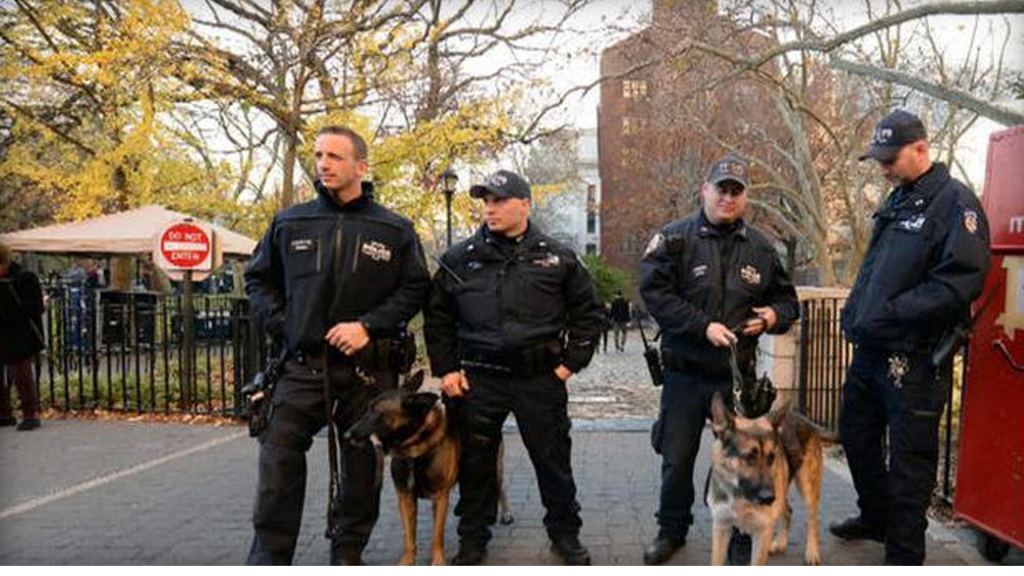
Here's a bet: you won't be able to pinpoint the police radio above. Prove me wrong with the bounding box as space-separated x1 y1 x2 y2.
636 311 664 387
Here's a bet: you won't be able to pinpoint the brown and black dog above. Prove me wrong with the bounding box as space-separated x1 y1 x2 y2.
707 392 826 566
345 370 513 565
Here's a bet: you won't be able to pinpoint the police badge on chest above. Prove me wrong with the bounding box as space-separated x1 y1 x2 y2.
361 240 392 263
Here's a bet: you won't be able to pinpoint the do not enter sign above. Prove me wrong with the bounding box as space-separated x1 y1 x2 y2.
155 221 214 272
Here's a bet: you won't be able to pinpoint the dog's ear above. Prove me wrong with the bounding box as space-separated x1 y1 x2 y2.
710 392 734 437
402 369 426 393
402 391 439 415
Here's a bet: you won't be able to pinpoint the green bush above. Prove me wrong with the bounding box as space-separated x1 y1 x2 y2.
581 254 632 303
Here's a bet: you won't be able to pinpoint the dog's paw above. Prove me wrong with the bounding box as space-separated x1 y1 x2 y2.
430 551 446 566
399 551 416 566
769 540 787 555
499 512 514 525
804 549 821 566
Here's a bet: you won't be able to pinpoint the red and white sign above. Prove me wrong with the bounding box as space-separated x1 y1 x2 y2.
155 221 214 272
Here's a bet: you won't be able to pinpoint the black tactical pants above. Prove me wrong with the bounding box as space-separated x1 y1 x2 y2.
840 347 947 565
653 368 731 535
455 369 582 547
246 357 396 565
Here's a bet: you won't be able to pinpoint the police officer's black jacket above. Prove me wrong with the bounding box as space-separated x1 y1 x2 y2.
841 162 990 352
244 180 430 354
639 210 799 378
424 223 605 376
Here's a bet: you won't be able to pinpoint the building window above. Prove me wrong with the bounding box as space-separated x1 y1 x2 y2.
621 147 641 168
586 211 596 234
622 116 647 136
623 79 648 99
586 184 596 207
586 243 597 255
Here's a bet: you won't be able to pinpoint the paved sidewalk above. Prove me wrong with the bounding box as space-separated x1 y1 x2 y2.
2 418 1013 565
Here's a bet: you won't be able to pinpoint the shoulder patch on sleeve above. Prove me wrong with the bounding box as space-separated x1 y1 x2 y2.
644 233 665 258
963 209 979 234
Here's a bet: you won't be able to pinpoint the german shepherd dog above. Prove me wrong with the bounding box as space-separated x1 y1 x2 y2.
344 370 513 565
707 392 825 566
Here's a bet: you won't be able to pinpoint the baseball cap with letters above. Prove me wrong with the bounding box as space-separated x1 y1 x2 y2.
859 109 928 163
470 170 532 200
706 154 750 190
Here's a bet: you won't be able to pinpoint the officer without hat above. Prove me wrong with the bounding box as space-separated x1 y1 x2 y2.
244 126 430 565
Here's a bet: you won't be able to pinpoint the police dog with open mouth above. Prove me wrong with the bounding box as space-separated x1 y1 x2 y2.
345 370 513 565
707 392 824 566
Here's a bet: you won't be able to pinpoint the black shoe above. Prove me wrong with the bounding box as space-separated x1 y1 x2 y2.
551 535 591 565
329 547 364 566
0 417 16 427
450 543 486 566
726 530 752 565
16 418 40 431
829 515 885 543
643 532 686 565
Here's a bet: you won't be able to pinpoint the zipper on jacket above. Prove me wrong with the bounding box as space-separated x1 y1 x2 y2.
352 233 362 274
327 220 343 328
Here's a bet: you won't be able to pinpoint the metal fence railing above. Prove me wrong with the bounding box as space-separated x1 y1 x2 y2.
16 283 268 417
797 297 854 432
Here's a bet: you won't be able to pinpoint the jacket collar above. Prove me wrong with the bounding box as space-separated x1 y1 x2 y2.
316 180 374 212
885 162 950 211
469 221 548 259
697 209 748 239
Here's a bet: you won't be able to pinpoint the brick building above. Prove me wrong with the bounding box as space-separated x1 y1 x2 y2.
597 0 787 277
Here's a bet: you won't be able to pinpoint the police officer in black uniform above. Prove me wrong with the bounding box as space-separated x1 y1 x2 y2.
424 170 604 565
831 110 990 565
244 125 430 565
639 155 800 565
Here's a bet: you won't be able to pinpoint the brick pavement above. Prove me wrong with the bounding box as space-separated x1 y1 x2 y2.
3 418 1013 565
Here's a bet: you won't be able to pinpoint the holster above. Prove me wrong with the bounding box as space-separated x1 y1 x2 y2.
359 333 416 374
243 349 288 438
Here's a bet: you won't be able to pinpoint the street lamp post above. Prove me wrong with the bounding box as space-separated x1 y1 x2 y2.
440 168 459 247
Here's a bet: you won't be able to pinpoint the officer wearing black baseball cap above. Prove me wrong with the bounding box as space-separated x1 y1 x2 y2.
469 169 532 200
639 153 799 566
857 109 928 163
832 110 991 564
426 169 604 565
706 153 751 189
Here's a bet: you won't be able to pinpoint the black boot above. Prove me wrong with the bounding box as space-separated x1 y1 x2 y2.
16 418 40 431
551 534 591 565
450 542 487 566
829 515 885 543
329 545 364 566
726 529 752 565
643 531 686 565
0 417 16 427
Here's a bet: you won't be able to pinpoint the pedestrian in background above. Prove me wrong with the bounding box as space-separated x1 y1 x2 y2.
0 241 44 431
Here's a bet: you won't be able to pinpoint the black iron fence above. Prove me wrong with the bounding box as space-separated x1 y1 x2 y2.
796 295 964 502
797 297 854 431
21 283 267 417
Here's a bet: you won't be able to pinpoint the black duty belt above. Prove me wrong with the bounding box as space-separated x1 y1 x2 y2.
460 341 561 377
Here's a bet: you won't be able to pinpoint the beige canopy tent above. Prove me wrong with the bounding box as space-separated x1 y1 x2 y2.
0 205 256 256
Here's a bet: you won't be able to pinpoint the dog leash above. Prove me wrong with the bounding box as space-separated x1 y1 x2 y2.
323 342 341 540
